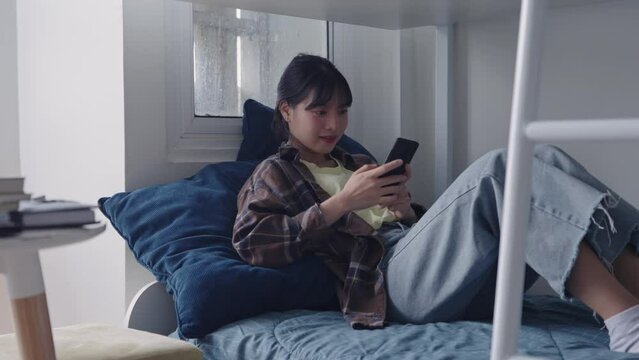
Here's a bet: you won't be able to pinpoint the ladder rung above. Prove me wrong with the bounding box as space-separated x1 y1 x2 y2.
525 118 639 141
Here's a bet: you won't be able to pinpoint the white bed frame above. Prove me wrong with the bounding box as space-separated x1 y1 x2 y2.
127 1 639 359
125 281 177 336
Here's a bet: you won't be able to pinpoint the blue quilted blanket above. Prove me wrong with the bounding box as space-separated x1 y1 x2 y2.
187 296 639 359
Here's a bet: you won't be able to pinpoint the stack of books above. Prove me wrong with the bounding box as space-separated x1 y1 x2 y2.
0 177 97 235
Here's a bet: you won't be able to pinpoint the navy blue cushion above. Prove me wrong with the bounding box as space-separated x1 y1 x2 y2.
237 99 377 162
98 162 340 338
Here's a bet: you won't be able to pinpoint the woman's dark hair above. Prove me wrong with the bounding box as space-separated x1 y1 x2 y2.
272 53 353 143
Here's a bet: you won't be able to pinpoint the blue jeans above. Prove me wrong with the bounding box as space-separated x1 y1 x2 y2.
376 144 639 324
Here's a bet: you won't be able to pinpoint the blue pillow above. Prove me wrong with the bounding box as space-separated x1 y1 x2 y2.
237 99 377 162
98 162 339 339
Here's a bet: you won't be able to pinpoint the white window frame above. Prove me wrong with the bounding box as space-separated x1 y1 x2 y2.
165 1 242 163
164 1 332 163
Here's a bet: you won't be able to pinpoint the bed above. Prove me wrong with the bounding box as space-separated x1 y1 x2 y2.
108 0 639 359
125 282 636 359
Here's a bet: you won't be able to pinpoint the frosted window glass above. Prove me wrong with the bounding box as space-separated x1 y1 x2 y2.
193 8 327 117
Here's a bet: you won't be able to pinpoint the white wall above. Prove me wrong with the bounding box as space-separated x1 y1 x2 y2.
453 0 639 294
0 0 21 178
400 27 437 207
454 0 639 203
334 23 402 162
16 0 126 328
123 0 207 306
0 0 20 335
334 24 437 207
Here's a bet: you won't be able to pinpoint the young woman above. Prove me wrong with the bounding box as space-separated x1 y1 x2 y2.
232 54 639 353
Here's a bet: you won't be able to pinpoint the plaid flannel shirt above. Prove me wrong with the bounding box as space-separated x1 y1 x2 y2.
232 142 427 329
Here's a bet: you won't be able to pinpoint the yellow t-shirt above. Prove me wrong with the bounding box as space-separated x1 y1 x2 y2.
300 155 396 230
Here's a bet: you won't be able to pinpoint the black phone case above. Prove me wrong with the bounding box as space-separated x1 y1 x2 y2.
380 137 419 178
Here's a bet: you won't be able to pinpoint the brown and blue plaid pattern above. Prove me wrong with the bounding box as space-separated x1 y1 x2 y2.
233 142 426 328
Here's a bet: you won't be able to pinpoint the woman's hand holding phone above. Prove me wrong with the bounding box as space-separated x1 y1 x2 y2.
337 160 407 213
321 161 405 227
321 159 416 227
340 160 416 224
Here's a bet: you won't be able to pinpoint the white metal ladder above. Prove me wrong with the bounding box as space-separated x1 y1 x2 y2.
490 0 639 359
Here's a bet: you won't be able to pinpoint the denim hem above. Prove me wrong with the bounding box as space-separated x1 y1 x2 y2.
557 191 614 301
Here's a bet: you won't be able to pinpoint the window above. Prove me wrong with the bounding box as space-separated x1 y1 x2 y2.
193 8 329 117
164 1 330 163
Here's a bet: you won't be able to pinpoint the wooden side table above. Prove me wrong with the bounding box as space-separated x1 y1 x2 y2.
0 223 106 360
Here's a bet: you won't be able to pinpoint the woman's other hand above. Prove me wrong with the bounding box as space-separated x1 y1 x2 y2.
387 164 417 224
337 160 407 213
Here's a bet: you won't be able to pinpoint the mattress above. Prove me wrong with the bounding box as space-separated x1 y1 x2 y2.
186 295 639 359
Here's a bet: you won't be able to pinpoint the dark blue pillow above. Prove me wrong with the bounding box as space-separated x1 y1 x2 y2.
98 162 339 339
237 99 377 162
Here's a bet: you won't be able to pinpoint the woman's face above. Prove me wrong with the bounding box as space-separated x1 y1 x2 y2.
281 92 349 164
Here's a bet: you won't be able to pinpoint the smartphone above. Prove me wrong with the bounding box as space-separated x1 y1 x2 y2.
380 137 419 178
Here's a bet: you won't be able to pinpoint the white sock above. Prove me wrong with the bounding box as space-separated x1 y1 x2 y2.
605 304 639 353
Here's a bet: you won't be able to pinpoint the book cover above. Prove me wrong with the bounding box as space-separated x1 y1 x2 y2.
11 208 96 228
1 199 97 229
18 199 94 213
